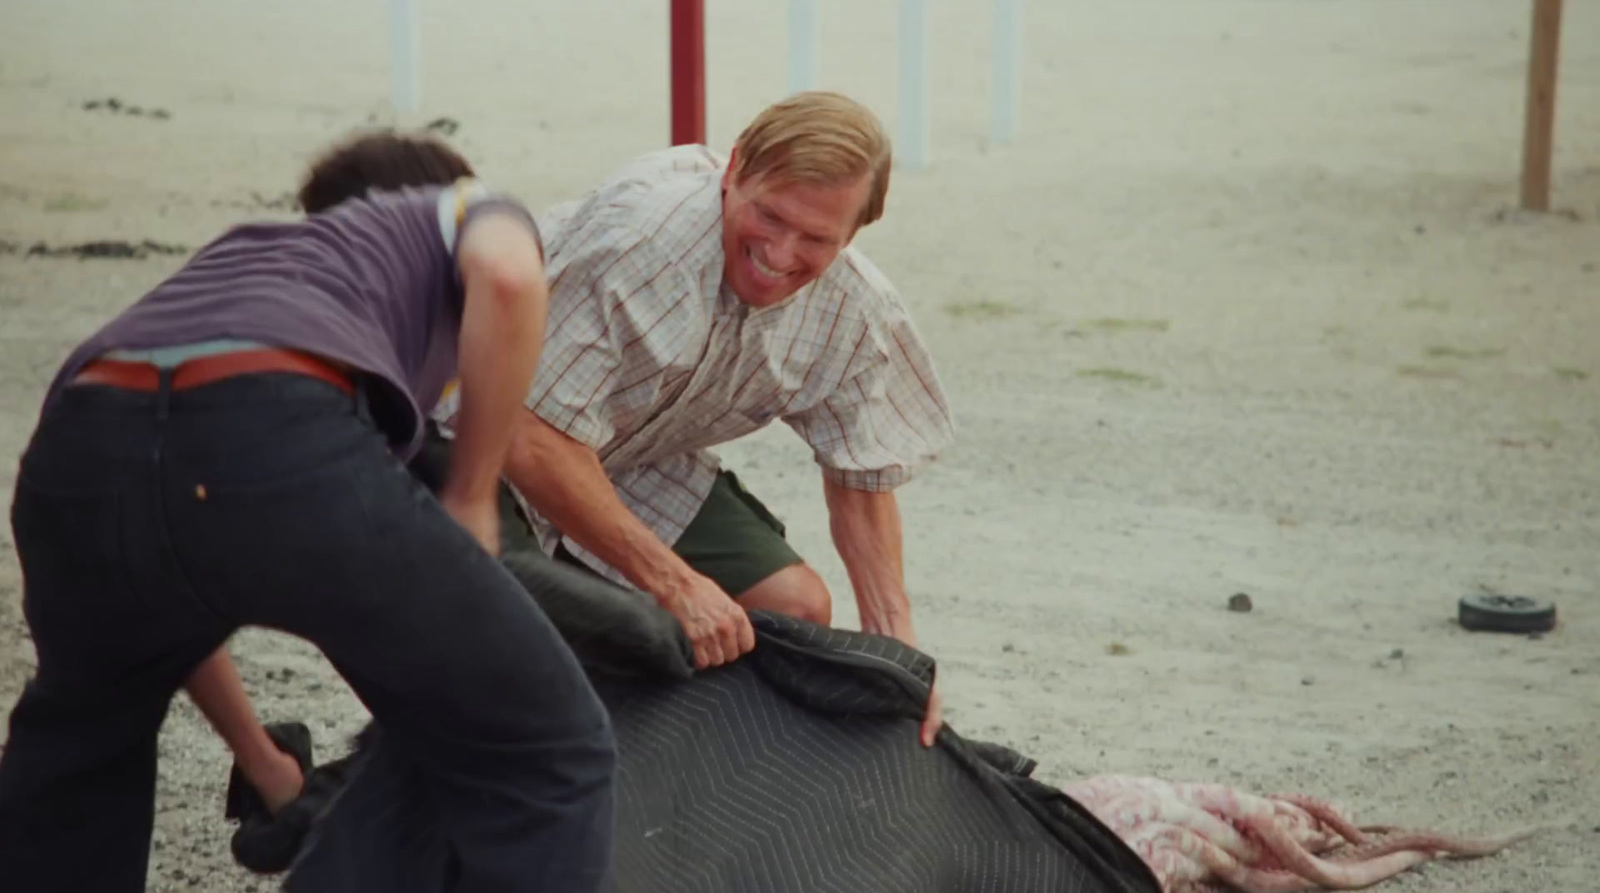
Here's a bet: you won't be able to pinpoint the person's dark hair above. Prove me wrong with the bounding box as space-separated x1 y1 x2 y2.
296 128 475 214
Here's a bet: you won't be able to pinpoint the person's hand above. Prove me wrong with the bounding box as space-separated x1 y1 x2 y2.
878 621 941 747
440 491 502 557
657 571 756 670
920 684 943 748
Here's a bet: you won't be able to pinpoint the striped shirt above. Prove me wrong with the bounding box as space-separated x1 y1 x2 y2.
435 145 955 586
50 179 535 460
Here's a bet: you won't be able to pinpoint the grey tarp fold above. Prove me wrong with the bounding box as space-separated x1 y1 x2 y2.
242 549 1161 893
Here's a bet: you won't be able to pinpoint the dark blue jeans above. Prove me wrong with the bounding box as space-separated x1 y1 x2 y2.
0 373 616 892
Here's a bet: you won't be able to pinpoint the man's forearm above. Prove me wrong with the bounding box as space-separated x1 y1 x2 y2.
503 411 694 598
823 479 915 645
185 646 304 811
447 214 549 508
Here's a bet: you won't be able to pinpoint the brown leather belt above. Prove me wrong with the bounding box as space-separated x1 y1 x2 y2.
71 348 355 397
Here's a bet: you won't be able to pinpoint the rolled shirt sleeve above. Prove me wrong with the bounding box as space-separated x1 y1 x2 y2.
784 302 955 492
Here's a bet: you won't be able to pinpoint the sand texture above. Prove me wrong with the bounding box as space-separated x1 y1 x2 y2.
1 1 1597 890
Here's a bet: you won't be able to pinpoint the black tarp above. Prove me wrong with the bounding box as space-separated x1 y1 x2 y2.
237 549 1161 893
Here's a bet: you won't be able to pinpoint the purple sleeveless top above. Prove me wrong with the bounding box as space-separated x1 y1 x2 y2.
44 184 539 458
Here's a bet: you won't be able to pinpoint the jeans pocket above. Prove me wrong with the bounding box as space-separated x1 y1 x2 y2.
9 478 139 666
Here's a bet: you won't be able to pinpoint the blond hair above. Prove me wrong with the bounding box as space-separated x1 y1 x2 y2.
730 91 893 229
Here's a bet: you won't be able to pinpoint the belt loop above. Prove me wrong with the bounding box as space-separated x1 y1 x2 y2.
155 367 173 421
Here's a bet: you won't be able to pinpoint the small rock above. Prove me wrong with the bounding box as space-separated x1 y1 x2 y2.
1300 677 1314 686
1106 642 1130 657
1227 593 1253 613
425 116 460 135
1388 648 1405 660
1414 224 1426 234
1001 643 1015 653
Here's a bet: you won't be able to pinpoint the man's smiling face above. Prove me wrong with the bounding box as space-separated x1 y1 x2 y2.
720 153 870 308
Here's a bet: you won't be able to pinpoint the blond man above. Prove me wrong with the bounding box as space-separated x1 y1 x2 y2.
437 91 955 743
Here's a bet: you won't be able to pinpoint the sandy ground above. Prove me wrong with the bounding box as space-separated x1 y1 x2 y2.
2 1 1598 890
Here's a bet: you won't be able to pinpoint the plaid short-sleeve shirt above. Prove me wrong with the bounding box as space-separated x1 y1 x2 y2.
435 145 955 586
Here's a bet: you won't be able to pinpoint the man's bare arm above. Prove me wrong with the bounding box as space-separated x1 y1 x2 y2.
185 647 304 813
824 478 942 746
503 412 754 668
445 211 550 554
824 479 914 643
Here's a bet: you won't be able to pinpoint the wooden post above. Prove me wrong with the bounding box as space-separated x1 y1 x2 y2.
670 0 706 146
1519 0 1563 211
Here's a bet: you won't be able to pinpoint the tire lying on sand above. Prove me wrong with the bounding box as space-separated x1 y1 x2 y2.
1458 594 1557 634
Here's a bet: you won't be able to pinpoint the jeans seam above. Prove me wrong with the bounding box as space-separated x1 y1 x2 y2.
152 429 233 627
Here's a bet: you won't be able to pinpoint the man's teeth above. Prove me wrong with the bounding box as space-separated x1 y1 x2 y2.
750 251 784 279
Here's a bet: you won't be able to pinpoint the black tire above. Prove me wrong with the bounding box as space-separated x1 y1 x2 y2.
1458 594 1557 634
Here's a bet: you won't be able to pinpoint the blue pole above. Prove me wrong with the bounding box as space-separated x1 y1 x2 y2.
788 0 819 93
898 0 929 169
991 0 1022 143
390 0 420 114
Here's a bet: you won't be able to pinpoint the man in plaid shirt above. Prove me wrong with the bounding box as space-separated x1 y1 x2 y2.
438 92 955 744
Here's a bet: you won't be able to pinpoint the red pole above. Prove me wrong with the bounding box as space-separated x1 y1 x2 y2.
670 0 706 146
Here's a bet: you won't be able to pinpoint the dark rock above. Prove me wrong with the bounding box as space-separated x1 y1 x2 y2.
82 96 171 120
26 239 188 260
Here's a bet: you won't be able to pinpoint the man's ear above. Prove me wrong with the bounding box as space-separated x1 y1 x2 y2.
721 146 739 191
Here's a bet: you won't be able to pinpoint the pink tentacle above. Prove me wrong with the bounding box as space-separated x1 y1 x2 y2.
1260 793 1369 848
1324 826 1538 862
1244 812 1436 889
1166 823 1324 893
1065 775 1535 892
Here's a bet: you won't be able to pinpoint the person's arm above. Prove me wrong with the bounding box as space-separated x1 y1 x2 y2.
823 480 942 747
824 480 912 643
442 209 549 554
783 287 955 746
184 647 304 813
502 413 754 669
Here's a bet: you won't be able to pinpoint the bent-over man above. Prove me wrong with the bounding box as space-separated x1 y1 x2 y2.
435 91 956 745
0 132 616 892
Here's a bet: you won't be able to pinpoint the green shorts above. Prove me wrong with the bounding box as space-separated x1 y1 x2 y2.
409 425 802 594
547 469 803 598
